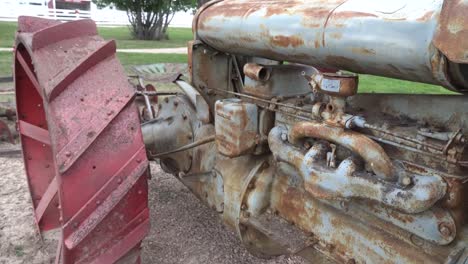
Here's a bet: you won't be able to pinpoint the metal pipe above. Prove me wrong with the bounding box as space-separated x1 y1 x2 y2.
195 0 468 92
149 135 215 158
142 93 154 119
268 126 447 214
288 121 397 181
243 63 271 82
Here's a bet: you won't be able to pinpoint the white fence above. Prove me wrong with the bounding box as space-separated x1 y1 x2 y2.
0 1 193 27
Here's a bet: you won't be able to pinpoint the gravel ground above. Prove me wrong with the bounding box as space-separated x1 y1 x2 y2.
0 153 306 264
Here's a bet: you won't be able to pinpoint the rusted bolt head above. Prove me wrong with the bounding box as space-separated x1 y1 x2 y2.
164 97 169 103
242 211 251 218
401 176 412 186
281 133 288 141
173 101 178 107
439 223 452 237
410 234 424 247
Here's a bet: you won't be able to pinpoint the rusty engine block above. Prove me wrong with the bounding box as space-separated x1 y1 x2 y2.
142 0 468 263
13 0 468 263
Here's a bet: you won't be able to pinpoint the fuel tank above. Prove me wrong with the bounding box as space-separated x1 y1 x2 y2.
194 0 468 92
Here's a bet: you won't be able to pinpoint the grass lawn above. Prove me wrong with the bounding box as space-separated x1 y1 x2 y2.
0 49 453 94
0 51 12 77
0 51 187 77
0 21 192 49
0 20 456 94
359 75 455 95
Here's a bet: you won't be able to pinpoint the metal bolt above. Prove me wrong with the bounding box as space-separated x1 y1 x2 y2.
173 101 178 107
117 178 122 184
439 223 452 237
164 97 169 103
281 133 288 141
96 200 101 205
107 111 113 116
138 190 143 195
65 151 71 157
136 158 142 163
340 200 348 211
401 176 412 186
325 244 335 252
73 222 78 229
242 211 251 218
410 234 424 247
182 114 187 120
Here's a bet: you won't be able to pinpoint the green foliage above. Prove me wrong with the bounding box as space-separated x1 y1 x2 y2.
93 0 196 40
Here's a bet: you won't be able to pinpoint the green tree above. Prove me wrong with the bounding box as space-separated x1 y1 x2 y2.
94 0 196 40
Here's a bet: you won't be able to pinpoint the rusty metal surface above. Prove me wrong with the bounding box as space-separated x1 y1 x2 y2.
269 126 447 214
433 0 468 64
243 64 315 99
15 3 468 263
288 122 396 181
15 17 149 263
149 32 468 262
195 0 468 92
215 99 259 157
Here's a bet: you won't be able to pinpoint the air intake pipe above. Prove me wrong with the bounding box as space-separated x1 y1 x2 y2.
194 0 468 92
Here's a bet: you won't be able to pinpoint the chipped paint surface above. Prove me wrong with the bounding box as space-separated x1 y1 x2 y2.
196 0 468 92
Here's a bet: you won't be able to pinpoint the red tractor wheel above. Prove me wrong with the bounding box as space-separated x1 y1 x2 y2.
14 17 150 263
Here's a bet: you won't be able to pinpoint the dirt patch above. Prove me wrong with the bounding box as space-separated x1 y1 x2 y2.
0 154 306 264
0 156 57 264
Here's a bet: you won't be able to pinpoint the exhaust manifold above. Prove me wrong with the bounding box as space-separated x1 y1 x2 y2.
268 124 446 214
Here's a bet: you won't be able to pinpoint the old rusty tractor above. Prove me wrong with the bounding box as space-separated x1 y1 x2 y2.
13 0 468 263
